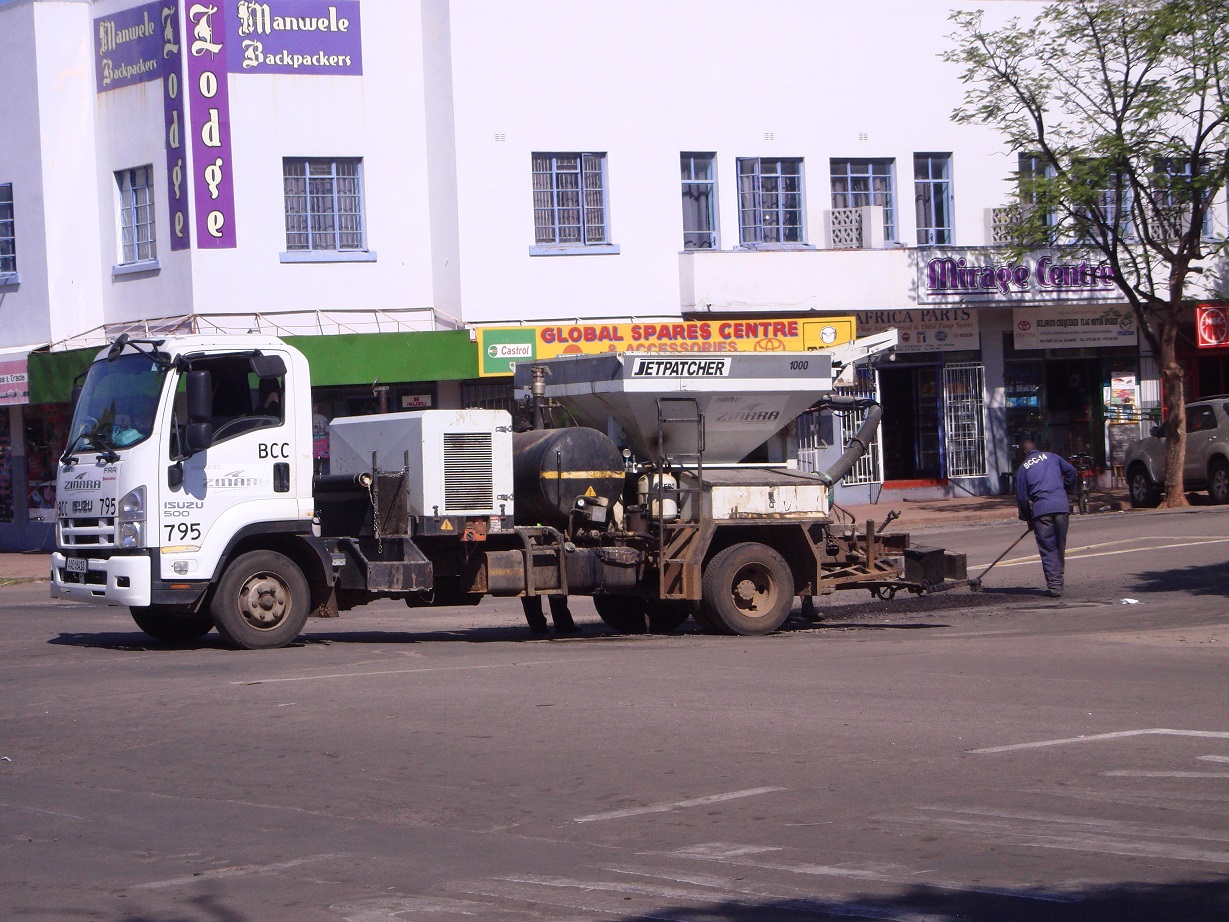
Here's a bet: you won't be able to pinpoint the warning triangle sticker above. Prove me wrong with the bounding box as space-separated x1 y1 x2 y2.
440 519 454 531
584 485 597 497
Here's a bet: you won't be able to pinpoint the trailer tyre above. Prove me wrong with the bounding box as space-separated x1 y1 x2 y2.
592 595 692 634
701 542 794 636
130 606 214 644
210 550 310 650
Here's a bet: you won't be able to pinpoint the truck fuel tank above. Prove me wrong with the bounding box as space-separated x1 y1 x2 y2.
512 427 625 528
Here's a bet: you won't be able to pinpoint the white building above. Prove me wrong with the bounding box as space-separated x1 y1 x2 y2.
1 0 1221 548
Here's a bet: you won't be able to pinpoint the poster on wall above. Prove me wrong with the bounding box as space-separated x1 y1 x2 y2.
854 309 979 354
1012 303 1137 350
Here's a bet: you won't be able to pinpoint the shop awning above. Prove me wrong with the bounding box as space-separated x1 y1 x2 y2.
28 330 480 404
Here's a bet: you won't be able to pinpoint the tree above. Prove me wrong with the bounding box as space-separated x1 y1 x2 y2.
946 0 1229 507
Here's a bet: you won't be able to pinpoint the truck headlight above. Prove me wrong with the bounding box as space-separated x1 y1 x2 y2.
118 486 146 548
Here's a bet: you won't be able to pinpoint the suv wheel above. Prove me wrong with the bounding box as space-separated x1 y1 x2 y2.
1209 459 1229 505
1128 465 1161 508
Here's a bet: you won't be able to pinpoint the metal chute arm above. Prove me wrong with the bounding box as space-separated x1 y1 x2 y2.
817 401 883 486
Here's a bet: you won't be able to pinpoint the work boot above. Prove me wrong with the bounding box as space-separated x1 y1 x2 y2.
1046 587 1063 598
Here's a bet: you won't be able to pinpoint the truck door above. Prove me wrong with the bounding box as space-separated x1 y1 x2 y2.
161 353 299 581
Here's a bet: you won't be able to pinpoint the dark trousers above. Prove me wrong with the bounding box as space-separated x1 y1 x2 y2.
1033 512 1070 591
521 595 576 633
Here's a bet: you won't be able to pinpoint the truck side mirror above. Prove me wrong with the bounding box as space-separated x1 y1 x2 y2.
185 422 213 453
187 369 212 423
251 354 287 379
183 369 214 454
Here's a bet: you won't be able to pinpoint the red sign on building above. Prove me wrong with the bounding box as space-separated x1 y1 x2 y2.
1196 303 1229 348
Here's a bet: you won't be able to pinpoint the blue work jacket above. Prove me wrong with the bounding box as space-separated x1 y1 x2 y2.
1016 450 1077 520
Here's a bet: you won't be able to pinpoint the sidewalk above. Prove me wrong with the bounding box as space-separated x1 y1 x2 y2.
0 490 1131 583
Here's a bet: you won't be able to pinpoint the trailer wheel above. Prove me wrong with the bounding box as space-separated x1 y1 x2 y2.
210 550 310 650
130 606 214 643
701 542 794 636
592 595 691 634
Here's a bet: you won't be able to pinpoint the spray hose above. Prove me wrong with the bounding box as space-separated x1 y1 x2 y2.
813 396 883 486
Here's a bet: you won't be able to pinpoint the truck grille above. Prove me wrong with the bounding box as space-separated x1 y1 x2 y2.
59 516 117 548
443 432 493 511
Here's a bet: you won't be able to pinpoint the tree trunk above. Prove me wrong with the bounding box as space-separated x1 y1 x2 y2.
1158 312 1187 509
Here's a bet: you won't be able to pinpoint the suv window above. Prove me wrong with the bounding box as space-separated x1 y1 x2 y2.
1187 405 1216 433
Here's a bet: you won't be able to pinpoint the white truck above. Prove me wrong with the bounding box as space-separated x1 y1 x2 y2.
51 333 965 649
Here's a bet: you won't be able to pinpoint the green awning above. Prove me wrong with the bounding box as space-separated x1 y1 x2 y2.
28 331 479 404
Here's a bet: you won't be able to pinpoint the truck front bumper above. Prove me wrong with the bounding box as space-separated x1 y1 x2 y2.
50 551 152 608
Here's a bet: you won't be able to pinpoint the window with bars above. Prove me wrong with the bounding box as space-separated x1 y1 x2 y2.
283 158 366 252
831 158 895 241
0 184 15 274
942 363 987 478
914 153 952 245
737 158 805 246
681 153 717 249
532 153 609 247
116 166 156 264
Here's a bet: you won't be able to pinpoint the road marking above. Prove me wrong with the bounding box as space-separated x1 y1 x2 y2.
1104 770 1229 779
972 728 1229 754
131 853 341 890
573 786 785 823
1199 755 1229 763
235 659 590 685
670 842 782 858
0 798 85 820
978 537 1229 570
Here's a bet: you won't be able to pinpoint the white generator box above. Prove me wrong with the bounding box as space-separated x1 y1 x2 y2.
328 409 514 518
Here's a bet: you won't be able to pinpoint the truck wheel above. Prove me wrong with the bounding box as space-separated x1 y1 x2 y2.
1128 465 1161 508
130 606 214 643
592 595 691 634
1209 460 1229 504
210 551 310 650
701 542 794 636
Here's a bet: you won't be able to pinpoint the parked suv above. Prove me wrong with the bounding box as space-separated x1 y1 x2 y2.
1124 397 1229 507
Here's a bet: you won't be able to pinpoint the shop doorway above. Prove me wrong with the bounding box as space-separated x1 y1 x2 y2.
877 365 941 481
1005 356 1104 463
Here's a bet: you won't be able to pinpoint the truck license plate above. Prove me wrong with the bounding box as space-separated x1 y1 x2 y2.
66 557 88 574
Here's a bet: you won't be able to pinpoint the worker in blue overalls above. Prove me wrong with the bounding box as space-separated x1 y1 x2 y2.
1015 440 1077 597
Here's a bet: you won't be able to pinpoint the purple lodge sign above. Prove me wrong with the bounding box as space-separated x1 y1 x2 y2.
95 2 162 92
228 1 363 75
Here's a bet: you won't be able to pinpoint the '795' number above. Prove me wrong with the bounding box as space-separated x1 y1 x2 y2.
164 522 201 542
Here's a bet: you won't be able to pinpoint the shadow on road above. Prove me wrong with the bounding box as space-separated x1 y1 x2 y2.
1131 560 1229 598
610 877 1229 922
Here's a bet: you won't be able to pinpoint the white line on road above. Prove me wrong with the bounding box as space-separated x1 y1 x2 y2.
976 537 1229 570
1104 770 1229 779
235 658 591 685
1199 755 1229 763
0 798 85 820
573 786 785 824
131 853 342 890
972 728 1229 754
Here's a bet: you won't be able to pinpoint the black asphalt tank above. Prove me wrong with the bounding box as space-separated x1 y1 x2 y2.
512 428 626 528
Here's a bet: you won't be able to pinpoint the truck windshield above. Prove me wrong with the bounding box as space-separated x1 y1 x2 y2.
67 354 169 456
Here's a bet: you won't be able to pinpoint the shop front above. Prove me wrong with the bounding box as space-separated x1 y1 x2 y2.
1188 302 1229 399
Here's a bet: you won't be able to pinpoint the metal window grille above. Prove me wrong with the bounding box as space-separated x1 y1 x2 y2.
284 158 365 252
835 366 882 485
737 158 804 245
831 158 895 241
0 184 14 273
117 166 156 263
462 381 515 413
681 153 717 249
532 153 608 246
942 363 987 478
914 153 952 245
